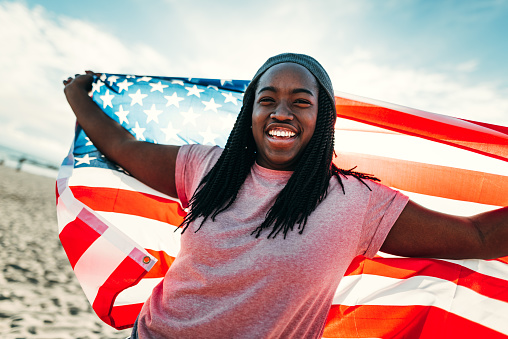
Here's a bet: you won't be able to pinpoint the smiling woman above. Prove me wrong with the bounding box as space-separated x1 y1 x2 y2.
63 53 508 339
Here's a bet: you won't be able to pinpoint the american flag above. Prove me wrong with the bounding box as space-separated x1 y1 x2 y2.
56 73 508 336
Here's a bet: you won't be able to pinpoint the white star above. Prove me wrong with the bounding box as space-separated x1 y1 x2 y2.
84 137 93 146
132 122 146 141
143 104 163 123
222 92 239 105
106 75 119 86
202 98 222 113
75 154 96 166
161 122 181 142
117 79 133 93
221 113 237 130
129 89 148 106
164 92 185 108
91 81 104 94
207 85 218 91
115 105 129 124
180 107 200 126
100 74 107 81
126 75 136 78
199 127 219 145
171 80 184 86
137 76 152 82
185 85 205 97
220 79 233 86
149 81 169 93
99 89 114 108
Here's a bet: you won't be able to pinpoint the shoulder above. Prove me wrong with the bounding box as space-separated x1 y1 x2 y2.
178 144 223 169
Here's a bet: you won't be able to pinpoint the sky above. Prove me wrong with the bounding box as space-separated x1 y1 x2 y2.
1 0 508 166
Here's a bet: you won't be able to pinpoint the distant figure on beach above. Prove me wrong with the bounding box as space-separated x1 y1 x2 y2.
64 53 508 339
16 157 26 172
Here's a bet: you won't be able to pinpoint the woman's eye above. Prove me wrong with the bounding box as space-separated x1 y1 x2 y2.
258 97 275 104
294 99 311 106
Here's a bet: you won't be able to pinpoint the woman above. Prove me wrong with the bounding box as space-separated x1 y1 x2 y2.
64 53 508 339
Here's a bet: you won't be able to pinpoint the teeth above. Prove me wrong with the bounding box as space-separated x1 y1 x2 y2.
268 129 296 137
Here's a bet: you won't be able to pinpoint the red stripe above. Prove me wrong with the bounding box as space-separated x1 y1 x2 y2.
70 186 186 225
459 119 508 135
323 304 507 338
144 249 176 279
93 250 149 330
335 97 508 161
59 216 101 268
110 303 144 330
344 256 508 303
334 152 508 206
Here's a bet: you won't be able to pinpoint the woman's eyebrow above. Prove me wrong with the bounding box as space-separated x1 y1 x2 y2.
292 88 314 96
258 86 276 94
257 86 315 96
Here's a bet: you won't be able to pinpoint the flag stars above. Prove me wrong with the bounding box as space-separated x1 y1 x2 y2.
106 75 119 86
117 79 133 93
161 122 181 142
100 90 114 108
222 92 238 105
91 81 104 94
221 113 237 130
144 104 163 123
129 89 148 106
115 105 129 125
199 127 219 145
75 154 96 166
132 122 146 141
137 76 152 82
85 137 93 146
150 81 169 93
180 107 200 126
185 85 205 97
164 92 185 108
220 79 233 86
202 98 222 113
171 80 184 86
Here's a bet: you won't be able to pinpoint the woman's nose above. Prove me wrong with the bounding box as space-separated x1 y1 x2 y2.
270 104 293 120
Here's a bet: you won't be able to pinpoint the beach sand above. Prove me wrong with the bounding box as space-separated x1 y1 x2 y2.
0 166 131 339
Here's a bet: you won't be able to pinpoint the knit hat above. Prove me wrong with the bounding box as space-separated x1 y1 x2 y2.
245 53 335 105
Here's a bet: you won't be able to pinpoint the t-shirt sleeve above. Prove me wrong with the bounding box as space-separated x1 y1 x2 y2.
175 144 223 208
359 181 409 258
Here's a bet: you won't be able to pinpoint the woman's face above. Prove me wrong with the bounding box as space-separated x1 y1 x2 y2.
252 63 319 171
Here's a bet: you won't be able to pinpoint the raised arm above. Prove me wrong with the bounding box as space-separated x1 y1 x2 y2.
63 72 180 198
381 200 508 260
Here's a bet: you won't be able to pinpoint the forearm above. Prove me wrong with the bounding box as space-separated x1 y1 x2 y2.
64 85 135 163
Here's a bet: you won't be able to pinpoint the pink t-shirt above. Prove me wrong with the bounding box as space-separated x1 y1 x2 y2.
137 145 408 338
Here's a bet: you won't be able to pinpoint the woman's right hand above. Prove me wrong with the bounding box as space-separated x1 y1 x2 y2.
63 71 100 95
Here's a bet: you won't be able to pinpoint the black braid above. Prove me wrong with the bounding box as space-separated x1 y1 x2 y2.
180 84 379 238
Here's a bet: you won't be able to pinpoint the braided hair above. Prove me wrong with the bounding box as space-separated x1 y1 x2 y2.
179 78 379 238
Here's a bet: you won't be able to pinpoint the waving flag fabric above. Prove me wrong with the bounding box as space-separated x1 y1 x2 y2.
56 73 508 336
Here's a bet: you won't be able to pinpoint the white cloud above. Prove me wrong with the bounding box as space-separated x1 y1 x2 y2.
330 49 508 126
0 2 174 163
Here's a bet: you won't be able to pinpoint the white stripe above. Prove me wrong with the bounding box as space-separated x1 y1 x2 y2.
69 167 181 202
97 211 182 257
334 124 508 176
375 251 508 282
334 274 508 334
400 190 498 216
73 227 129 304
113 277 164 306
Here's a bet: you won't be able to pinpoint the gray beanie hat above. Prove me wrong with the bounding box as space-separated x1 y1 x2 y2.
245 53 335 105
